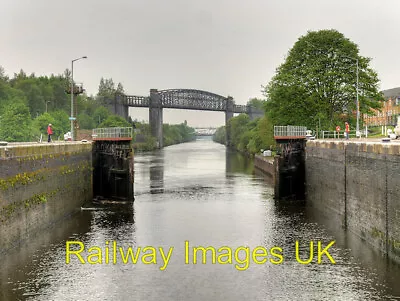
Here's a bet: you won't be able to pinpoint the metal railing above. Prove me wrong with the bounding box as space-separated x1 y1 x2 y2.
321 130 362 139
274 125 307 137
92 127 133 139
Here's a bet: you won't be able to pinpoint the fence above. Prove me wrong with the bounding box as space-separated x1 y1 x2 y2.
320 130 363 139
92 127 133 140
274 126 308 138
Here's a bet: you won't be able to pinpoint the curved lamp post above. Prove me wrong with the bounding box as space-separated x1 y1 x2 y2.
71 56 87 141
46 100 51 113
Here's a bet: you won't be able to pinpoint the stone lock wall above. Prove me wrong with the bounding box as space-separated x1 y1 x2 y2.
305 141 400 263
0 143 93 254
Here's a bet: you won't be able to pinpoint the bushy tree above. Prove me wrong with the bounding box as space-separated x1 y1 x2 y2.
265 29 382 130
214 114 275 155
0 103 34 142
77 112 95 129
98 115 131 128
32 112 55 136
51 110 70 136
93 106 111 126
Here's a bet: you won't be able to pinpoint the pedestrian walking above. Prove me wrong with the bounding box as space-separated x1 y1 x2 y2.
345 122 350 140
47 123 53 142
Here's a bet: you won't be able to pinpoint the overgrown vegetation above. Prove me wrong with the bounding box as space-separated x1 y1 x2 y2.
133 121 195 151
213 100 275 156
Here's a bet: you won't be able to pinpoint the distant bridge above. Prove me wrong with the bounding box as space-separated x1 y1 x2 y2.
106 89 264 148
194 127 217 136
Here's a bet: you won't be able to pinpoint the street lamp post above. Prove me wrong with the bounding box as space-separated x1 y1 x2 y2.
353 58 360 137
46 101 50 113
70 56 87 141
333 54 360 136
356 59 361 137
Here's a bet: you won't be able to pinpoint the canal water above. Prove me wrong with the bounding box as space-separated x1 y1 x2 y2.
1 138 400 300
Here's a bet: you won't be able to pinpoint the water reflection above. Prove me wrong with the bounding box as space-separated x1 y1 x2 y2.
225 149 254 175
150 155 164 194
0 211 93 301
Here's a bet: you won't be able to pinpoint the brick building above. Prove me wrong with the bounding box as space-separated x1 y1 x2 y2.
363 87 400 126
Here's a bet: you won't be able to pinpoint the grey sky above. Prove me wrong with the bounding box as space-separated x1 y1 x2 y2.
1 0 398 127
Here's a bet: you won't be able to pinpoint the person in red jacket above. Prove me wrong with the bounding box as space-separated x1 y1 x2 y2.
345 122 350 140
47 123 53 142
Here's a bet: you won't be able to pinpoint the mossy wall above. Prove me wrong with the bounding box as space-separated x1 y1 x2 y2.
306 140 400 264
0 142 93 254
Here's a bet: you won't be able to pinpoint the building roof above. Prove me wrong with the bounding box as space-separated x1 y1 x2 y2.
381 87 400 99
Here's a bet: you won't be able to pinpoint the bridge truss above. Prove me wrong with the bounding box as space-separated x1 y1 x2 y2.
121 89 256 113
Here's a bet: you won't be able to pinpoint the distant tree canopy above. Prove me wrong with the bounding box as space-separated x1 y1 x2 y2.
214 114 274 155
264 29 382 130
0 67 131 141
97 77 125 105
247 98 266 111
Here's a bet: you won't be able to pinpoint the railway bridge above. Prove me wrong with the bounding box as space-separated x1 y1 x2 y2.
106 89 264 148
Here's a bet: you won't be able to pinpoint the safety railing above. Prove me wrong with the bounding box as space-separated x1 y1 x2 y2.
92 127 133 140
274 125 307 138
320 130 362 139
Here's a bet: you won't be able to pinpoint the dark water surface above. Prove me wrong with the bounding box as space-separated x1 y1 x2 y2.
1 138 400 300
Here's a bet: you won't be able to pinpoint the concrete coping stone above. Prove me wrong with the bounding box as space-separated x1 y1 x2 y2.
306 140 400 155
0 141 92 159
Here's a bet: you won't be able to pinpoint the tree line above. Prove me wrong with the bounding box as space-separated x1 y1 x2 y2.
0 67 132 141
0 66 196 148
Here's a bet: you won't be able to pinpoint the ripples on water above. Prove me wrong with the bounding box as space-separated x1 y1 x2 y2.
1 139 400 300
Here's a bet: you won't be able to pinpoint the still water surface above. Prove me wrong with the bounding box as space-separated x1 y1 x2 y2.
1 138 400 300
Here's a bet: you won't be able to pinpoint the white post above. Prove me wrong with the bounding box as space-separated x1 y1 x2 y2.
70 60 75 141
356 59 359 137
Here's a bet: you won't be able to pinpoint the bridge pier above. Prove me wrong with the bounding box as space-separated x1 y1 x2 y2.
107 94 129 120
149 89 163 149
225 96 234 147
247 105 264 120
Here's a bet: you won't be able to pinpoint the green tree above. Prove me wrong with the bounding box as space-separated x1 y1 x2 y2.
0 103 33 142
98 115 131 128
247 98 266 111
32 113 55 137
214 114 275 155
264 29 382 130
51 110 70 136
93 106 111 126
213 126 226 144
77 112 95 129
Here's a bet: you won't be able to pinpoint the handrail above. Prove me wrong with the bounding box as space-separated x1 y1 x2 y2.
92 127 133 140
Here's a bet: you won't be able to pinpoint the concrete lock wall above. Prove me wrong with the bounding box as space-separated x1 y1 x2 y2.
306 140 400 263
0 142 93 254
254 154 275 180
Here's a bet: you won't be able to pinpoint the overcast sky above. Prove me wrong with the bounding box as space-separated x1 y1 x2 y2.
1 0 399 127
